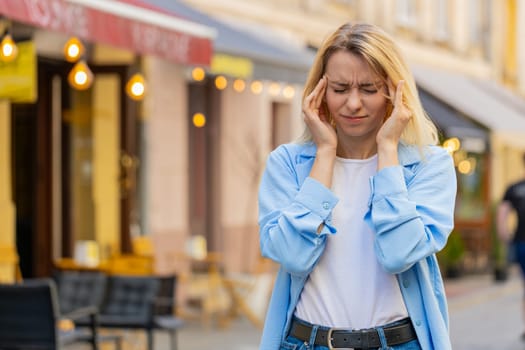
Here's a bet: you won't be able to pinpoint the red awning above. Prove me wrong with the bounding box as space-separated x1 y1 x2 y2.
0 0 215 66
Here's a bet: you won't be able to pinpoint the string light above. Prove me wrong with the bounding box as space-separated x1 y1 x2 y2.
215 75 227 90
192 113 206 127
126 73 146 101
283 85 296 99
269 82 281 96
0 33 18 63
233 79 246 92
63 37 84 62
443 137 460 154
191 67 206 81
457 158 476 175
68 60 94 90
250 80 263 95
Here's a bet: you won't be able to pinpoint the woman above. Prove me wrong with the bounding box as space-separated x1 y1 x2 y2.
258 22 456 350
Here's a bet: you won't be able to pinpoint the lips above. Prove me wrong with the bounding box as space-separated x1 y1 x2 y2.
341 115 366 121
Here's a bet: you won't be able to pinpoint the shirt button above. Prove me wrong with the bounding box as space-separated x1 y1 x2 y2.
403 280 410 288
322 202 330 210
415 320 421 326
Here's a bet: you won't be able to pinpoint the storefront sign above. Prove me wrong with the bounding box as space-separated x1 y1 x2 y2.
0 41 37 103
0 0 214 66
210 54 253 78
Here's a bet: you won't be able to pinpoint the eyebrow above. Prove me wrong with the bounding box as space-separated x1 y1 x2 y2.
326 79 381 88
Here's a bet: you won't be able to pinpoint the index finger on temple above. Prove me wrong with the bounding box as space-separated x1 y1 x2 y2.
309 76 326 106
394 80 405 107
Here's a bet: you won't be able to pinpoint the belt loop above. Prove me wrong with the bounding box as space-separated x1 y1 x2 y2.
308 324 319 350
376 327 392 350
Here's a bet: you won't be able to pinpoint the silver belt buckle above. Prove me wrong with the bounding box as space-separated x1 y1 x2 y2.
326 327 353 350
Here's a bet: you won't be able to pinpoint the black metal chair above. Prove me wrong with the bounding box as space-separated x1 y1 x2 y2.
53 270 108 315
0 278 100 350
153 275 185 350
73 274 184 350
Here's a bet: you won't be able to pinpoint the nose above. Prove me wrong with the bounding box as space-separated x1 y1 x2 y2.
345 88 362 111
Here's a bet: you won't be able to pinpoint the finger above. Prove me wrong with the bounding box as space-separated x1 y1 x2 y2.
394 80 405 108
303 89 314 109
313 76 326 109
307 76 326 110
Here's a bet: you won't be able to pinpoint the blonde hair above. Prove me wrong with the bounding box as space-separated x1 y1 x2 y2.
297 22 438 147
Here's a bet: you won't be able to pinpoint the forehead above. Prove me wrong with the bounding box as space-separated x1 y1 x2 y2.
325 50 380 82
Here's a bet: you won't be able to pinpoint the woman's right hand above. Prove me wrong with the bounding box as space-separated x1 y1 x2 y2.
302 76 337 151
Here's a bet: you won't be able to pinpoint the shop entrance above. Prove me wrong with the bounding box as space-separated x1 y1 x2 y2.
187 79 221 252
11 59 139 278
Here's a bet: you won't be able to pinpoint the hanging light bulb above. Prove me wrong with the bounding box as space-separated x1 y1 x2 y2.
68 60 94 90
126 73 146 100
63 37 84 62
0 33 18 63
214 75 227 90
192 112 206 128
191 67 205 81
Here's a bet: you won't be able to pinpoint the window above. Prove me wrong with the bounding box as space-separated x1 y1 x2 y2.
434 0 449 41
396 0 418 28
468 0 491 58
454 150 488 221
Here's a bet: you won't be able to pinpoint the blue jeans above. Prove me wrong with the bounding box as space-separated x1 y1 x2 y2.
279 318 422 350
515 241 525 278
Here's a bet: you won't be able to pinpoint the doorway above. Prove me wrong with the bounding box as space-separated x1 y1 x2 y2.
187 79 221 252
11 58 139 278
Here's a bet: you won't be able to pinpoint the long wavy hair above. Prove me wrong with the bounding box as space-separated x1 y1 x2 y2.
297 22 438 147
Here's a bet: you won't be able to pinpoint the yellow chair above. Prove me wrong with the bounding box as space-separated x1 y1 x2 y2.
132 236 154 257
150 234 233 327
222 258 276 329
104 254 154 276
0 244 23 283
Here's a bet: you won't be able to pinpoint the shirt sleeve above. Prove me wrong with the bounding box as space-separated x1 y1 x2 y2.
258 145 338 277
365 146 457 274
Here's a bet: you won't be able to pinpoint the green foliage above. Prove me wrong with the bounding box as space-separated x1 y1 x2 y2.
437 230 465 276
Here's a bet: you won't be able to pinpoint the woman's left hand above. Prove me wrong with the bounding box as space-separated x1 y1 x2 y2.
376 80 412 149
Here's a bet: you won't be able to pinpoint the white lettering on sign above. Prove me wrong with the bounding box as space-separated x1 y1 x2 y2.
24 0 89 37
132 23 190 62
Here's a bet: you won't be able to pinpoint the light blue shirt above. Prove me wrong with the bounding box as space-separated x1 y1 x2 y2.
258 142 456 350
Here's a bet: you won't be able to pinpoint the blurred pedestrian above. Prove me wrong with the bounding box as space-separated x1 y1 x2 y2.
258 22 457 350
497 152 525 340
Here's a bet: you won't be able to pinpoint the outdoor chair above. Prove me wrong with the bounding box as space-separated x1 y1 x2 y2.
53 270 108 315
0 244 23 283
221 257 275 328
73 274 184 350
153 275 185 349
0 278 100 350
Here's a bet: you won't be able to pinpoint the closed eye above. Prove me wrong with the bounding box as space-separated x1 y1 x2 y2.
359 82 381 94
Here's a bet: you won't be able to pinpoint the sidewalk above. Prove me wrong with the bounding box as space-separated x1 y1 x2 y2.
447 267 523 349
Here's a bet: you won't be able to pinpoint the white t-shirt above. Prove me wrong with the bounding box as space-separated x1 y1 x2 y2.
294 155 408 329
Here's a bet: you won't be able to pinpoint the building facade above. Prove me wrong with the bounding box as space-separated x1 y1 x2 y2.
0 0 216 280
0 0 312 283
2 0 525 284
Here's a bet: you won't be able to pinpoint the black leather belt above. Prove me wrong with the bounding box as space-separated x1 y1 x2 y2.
289 317 417 349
